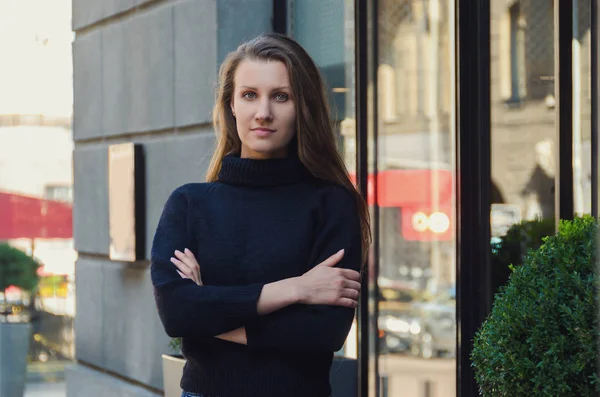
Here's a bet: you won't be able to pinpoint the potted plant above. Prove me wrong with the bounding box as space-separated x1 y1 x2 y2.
162 337 185 397
0 242 40 397
472 216 600 396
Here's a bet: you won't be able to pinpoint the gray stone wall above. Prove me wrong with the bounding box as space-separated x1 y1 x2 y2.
69 1 272 395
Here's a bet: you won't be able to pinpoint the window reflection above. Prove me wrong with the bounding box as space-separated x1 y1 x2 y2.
573 0 592 215
489 1 594 295
377 0 456 395
492 0 556 234
490 0 593 294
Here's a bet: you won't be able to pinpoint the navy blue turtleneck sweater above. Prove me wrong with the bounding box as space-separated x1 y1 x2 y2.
150 154 362 397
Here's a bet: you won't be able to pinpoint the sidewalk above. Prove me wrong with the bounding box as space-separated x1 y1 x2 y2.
27 361 68 383
25 381 65 397
24 361 68 397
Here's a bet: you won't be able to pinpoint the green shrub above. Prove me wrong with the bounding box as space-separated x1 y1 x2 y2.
472 216 600 396
0 242 40 293
491 217 555 293
169 337 182 354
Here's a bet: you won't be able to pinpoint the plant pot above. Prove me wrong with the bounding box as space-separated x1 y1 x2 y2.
162 354 186 397
0 322 32 397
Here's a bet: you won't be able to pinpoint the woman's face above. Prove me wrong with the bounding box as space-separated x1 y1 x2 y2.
231 59 297 159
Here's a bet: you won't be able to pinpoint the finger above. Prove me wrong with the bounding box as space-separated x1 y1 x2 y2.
317 249 345 267
171 257 194 280
338 297 358 308
171 257 199 285
174 249 195 264
172 253 195 275
340 269 361 281
341 288 360 300
184 248 196 260
184 248 202 283
175 250 200 284
343 280 362 291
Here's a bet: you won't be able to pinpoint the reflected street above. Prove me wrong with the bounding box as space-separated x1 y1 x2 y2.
379 355 455 397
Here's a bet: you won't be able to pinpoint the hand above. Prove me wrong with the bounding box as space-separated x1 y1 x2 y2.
295 249 361 308
171 248 202 285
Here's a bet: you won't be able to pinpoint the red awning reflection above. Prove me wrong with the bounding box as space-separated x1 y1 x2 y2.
0 192 72 239
349 169 453 207
350 169 454 241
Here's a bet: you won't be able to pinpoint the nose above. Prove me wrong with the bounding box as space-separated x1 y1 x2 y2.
255 98 273 122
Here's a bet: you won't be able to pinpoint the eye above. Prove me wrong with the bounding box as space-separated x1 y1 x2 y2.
242 92 256 100
274 93 289 102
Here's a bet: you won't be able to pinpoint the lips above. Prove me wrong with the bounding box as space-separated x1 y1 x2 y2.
252 128 276 137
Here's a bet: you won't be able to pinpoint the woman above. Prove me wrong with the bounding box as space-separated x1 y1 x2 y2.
151 33 371 397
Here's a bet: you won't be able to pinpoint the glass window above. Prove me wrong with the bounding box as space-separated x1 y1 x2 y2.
573 0 592 215
290 0 358 358
376 0 456 395
490 0 559 295
45 184 74 203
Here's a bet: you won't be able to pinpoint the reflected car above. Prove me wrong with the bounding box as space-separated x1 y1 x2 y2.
378 310 421 354
376 284 419 355
409 290 456 359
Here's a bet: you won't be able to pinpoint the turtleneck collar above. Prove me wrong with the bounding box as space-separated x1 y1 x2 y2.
218 153 312 187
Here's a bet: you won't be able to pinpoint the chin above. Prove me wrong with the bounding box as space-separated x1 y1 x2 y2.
248 142 287 155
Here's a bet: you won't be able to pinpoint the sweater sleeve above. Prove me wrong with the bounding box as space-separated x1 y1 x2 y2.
245 186 363 352
150 185 264 338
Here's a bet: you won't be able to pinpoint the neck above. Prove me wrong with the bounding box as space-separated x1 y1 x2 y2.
239 149 288 160
218 153 311 187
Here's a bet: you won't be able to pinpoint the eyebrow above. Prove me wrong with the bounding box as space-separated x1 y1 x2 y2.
239 85 291 91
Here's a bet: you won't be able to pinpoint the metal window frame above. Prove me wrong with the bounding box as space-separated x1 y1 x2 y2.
455 1 493 396
355 1 372 397
592 0 598 218
369 0 381 394
555 0 575 224
272 0 287 34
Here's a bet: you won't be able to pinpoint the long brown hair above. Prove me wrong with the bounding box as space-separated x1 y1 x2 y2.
206 33 371 264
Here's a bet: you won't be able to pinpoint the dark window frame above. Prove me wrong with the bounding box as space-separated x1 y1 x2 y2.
455 1 493 396
272 0 287 34
355 1 373 396
555 0 575 225
592 0 598 217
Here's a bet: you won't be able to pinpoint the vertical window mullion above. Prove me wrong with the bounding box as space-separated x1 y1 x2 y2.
555 0 574 225
455 0 492 396
591 0 598 218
